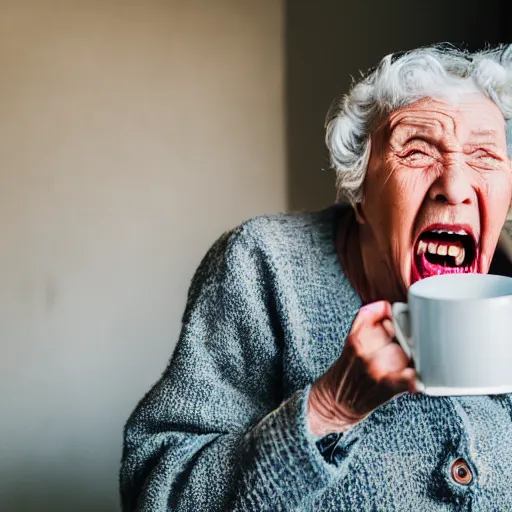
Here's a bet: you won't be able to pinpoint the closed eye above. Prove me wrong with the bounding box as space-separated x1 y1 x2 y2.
475 150 500 160
468 150 504 170
400 149 437 167
404 149 424 157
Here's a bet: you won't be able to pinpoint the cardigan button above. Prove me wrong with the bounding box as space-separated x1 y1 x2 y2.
451 458 472 485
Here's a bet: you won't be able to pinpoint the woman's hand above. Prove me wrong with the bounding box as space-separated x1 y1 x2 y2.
307 300 418 437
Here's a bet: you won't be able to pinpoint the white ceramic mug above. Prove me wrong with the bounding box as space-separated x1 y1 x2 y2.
392 273 512 396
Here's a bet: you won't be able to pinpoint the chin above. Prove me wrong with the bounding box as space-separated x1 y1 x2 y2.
410 223 481 284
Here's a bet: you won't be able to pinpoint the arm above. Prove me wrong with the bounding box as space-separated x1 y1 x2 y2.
120 228 357 511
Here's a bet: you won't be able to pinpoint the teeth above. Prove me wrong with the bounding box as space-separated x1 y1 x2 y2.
428 242 438 254
417 240 427 255
448 245 460 257
455 247 465 266
430 228 468 236
417 241 466 265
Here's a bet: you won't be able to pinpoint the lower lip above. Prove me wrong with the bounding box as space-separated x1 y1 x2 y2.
411 251 480 283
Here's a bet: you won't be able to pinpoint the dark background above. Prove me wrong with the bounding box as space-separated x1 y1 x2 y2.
286 0 512 211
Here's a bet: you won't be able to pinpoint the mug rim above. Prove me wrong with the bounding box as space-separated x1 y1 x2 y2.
408 273 512 302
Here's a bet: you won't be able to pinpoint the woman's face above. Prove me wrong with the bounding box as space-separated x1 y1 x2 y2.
360 93 512 296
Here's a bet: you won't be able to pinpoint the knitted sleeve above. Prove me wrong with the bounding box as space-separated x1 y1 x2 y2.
120 227 357 511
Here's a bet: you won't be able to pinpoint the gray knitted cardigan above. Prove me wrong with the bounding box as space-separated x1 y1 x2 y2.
120 206 512 511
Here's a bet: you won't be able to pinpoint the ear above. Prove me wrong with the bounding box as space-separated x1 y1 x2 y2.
354 202 366 224
354 137 372 224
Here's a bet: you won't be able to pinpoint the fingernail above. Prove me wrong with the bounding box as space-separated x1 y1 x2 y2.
361 302 381 313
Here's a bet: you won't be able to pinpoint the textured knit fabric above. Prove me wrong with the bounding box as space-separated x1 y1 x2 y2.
120 205 512 511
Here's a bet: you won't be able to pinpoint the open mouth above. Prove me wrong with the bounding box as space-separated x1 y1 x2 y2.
412 225 479 282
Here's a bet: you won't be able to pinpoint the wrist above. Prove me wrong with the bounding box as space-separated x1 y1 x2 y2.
307 381 360 438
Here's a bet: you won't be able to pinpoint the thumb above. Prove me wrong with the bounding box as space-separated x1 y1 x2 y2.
354 301 392 328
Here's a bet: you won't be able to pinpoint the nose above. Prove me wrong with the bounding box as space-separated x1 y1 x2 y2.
428 163 474 205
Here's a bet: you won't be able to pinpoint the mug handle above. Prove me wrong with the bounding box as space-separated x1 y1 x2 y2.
391 302 425 393
391 302 413 359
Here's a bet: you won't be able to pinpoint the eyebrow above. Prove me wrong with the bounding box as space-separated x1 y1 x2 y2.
390 124 501 150
388 121 440 144
465 130 501 152
469 129 498 139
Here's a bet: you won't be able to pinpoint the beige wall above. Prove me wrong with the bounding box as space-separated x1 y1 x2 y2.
0 2 284 510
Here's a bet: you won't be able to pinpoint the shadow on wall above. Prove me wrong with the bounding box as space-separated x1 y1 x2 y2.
3 495 114 512
285 0 510 212
1 470 117 512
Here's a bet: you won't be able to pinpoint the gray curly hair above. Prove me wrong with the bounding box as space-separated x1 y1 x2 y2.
326 43 512 206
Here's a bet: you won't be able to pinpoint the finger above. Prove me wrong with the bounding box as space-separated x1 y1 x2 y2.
352 301 392 330
365 342 410 380
381 367 418 395
381 318 395 339
349 320 394 360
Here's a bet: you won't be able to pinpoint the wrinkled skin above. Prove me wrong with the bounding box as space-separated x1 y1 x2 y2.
308 94 512 437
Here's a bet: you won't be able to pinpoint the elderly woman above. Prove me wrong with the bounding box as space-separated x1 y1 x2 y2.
120 44 512 510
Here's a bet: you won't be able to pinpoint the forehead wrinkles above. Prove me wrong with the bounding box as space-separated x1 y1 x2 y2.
388 109 456 144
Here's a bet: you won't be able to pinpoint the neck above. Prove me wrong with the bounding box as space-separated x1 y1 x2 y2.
336 208 372 304
336 208 405 304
